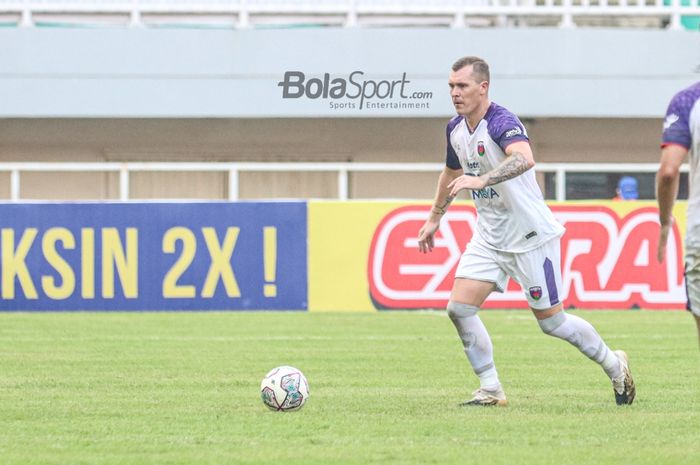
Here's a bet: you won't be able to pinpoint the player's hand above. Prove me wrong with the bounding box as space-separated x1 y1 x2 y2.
657 222 671 263
447 174 486 197
418 220 440 253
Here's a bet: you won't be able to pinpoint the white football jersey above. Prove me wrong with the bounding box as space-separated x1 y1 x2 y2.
445 102 565 253
661 81 700 248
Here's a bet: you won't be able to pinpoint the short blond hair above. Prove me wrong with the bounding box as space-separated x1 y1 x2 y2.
451 56 490 84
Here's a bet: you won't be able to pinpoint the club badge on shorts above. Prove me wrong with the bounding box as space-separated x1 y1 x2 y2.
529 286 542 301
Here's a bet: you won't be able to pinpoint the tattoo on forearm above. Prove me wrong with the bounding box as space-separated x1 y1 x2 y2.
432 194 455 216
485 152 531 186
437 194 455 211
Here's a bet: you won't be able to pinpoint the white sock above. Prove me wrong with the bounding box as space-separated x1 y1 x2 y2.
447 302 501 390
538 311 622 380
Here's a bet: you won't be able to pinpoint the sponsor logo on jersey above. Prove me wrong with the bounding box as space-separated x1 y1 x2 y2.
504 127 522 138
477 141 485 157
529 286 542 301
472 187 499 199
467 161 480 172
663 113 679 130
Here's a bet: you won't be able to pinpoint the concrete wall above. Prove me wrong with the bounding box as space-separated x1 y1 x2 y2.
1 27 698 118
0 117 663 200
1 26 695 200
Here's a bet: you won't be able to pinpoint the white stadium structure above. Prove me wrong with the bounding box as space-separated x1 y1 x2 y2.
1 0 698 201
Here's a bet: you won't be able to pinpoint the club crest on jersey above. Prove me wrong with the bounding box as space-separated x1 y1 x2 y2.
477 141 485 157
529 286 542 301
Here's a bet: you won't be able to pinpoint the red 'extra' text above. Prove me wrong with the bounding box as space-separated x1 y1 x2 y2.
368 205 685 310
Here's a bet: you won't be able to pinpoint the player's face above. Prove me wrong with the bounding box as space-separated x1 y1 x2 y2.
448 65 487 116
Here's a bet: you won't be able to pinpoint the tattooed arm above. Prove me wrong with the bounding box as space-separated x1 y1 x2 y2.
447 141 535 195
418 166 463 253
484 142 535 185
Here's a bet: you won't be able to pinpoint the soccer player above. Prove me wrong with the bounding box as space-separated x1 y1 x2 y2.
656 81 700 349
417 56 635 406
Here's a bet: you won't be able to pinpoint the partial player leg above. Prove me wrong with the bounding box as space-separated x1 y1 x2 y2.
534 306 635 405
448 277 507 406
512 238 634 405
683 252 700 350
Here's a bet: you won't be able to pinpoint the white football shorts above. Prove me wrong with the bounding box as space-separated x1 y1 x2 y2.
455 235 563 310
684 247 700 317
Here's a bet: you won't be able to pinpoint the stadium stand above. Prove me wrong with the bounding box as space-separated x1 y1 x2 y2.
0 0 699 30
0 1 698 201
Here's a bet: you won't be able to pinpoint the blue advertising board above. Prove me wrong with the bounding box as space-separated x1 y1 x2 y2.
0 202 307 311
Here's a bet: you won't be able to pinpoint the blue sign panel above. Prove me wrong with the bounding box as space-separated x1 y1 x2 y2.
0 202 307 311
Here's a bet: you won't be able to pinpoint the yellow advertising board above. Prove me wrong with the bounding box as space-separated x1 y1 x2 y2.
309 200 688 312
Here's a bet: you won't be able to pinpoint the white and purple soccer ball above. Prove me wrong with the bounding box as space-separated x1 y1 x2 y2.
260 366 309 412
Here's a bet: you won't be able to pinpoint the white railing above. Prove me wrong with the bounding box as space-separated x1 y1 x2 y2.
0 161 688 201
0 0 699 29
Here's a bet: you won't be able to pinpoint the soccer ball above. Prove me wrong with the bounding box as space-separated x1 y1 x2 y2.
260 366 309 412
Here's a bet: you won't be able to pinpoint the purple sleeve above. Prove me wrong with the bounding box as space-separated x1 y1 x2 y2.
445 116 462 170
661 89 695 149
486 109 529 152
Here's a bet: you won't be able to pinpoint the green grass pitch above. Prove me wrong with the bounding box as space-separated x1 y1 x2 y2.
1 310 699 465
